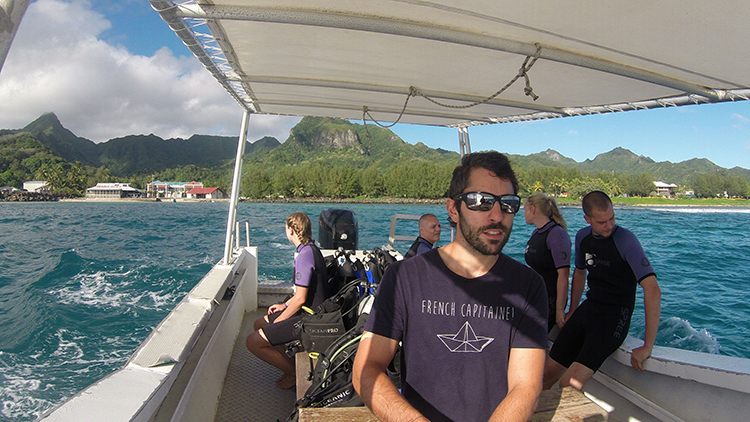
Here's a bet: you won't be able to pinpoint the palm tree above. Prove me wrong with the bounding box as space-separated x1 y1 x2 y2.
530 181 544 193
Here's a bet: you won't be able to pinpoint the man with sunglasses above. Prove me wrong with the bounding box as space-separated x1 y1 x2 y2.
353 151 548 422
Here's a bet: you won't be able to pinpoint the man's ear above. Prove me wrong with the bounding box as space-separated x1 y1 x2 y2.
447 198 459 224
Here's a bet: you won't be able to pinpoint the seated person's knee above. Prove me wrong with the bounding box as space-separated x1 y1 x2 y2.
246 329 269 352
254 314 270 331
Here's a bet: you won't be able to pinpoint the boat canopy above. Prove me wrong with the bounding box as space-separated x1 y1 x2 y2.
0 0 31 74
150 0 749 128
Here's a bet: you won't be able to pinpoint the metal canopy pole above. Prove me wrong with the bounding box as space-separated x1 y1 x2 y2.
0 0 32 74
223 110 250 264
458 127 471 156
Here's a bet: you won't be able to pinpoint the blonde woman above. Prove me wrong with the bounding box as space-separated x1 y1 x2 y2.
524 193 571 332
246 212 330 389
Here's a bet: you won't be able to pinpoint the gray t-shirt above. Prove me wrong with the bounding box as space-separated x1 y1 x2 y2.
365 249 548 422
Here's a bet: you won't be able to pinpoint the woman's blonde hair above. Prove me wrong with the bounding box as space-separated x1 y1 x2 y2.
286 212 313 245
526 193 567 229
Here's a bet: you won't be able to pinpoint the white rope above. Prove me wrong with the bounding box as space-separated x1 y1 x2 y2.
362 43 543 129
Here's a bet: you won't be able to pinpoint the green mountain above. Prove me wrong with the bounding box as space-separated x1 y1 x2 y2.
19 113 280 177
0 131 65 188
577 147 750 183
22 113 100 166
247 116 460 170
4 113 749 188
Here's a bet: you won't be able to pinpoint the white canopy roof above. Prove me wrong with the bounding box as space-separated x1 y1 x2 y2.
150 0 750 128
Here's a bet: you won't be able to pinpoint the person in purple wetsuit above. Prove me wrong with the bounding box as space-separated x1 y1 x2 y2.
246 212 329 390
353 152 548 422
524 192 571 333
543 191 662 391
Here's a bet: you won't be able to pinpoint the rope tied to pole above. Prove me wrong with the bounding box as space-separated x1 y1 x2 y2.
362 43 543 128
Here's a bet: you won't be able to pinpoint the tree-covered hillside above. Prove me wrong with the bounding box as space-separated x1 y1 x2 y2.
2 113 749 199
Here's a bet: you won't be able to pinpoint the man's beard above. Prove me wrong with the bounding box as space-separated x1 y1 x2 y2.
458 210 512 255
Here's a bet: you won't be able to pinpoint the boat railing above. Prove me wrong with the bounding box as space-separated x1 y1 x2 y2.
233 220 251 249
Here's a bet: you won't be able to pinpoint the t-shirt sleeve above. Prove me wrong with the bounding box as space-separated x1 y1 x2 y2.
614 229 656 283
294 245 316 288
363 262 405 341
547 226 571 269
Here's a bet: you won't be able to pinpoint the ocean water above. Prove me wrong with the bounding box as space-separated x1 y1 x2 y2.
1 201 749 421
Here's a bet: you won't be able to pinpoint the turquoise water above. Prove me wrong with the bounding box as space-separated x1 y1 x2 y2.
1 202 749 421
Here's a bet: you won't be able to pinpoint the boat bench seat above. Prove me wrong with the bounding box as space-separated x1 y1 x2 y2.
295 352 315 400
294 352 380 421
294 354 615 421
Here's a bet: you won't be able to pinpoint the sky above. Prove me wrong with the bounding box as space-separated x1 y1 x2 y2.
1 0 749 170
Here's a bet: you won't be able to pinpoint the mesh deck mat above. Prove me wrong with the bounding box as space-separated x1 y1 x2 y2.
214 309 297 422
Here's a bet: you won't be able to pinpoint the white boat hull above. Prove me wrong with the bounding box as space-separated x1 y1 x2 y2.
38 245 750 422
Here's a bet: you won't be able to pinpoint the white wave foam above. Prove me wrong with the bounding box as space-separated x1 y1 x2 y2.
50 329 84 360
0 358 54 420
652 207 750 214
660 317 720 354
1 377 52 420
48 267 183 312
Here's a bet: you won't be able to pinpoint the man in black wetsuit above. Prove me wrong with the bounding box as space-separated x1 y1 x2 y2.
403 213 442 258
543 191 662 391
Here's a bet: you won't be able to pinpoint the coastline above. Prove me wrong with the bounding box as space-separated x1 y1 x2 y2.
7 196 750 208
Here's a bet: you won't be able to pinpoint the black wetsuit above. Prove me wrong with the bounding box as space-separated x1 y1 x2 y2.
404 236 433 259
549 225 655 371
524 221 571 332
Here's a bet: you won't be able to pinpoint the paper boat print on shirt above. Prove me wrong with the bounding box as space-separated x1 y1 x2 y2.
437 321 494 353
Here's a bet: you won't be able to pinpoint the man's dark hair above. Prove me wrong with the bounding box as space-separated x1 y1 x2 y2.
448 151 519 201
582 191 612 217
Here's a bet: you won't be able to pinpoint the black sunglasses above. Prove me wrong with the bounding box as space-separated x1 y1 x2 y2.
454 192 521 214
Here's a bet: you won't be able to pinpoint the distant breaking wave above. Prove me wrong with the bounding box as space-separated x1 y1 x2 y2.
651 207 750 214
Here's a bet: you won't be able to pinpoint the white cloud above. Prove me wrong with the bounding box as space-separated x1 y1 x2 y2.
0 0 299 143
731 113 749 127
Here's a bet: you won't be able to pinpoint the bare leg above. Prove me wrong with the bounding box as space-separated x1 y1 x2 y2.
254 314 270 331
246 329 296 389
559 362 595 390
542 357 567 390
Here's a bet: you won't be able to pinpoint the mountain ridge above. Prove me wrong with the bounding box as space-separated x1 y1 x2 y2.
6 113 750 185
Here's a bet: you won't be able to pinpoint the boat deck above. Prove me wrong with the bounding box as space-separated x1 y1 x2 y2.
212 309 658 422
215 309 297 422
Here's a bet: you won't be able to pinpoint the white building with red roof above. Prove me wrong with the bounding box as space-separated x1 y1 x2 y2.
186 187 224 199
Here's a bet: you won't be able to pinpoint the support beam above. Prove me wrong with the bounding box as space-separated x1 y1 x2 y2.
0 0 32 74
458 127 471 156
223 110 250 265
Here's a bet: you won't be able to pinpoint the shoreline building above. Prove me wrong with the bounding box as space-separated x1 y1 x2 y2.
86 183 142 199
23 181 49 193
186 187 224 199
147 181 203 199
654 181 679 197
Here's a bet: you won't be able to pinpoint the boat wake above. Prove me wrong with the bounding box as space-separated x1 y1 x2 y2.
657 317 721 355
651 207 750 214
